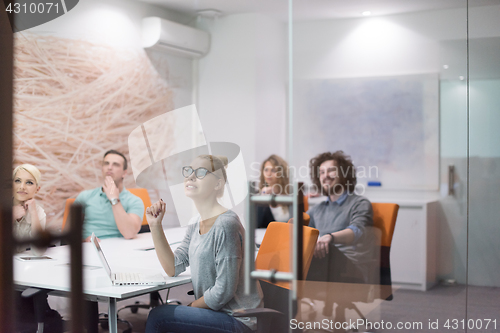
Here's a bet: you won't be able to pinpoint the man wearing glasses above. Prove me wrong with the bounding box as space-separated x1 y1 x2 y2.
74 150 144 242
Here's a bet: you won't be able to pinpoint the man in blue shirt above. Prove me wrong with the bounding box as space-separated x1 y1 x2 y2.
307 151 377 284
72 150 145 332
74 150 144 241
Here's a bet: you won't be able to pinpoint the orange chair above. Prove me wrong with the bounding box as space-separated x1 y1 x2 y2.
127 188 152 233
285 195 310 226
256 222 319 289
326 202 399 322
300 195 310 226
62 198 75 230
62 188 152 231
234 222 319 332
371 202 399 287
287 213 310 227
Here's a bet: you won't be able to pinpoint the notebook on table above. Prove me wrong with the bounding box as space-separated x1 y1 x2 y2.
90 233 166 286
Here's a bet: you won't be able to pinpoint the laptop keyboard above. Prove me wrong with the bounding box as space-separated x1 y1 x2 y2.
115 272 142 282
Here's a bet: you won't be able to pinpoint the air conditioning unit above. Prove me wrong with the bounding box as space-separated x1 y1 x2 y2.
142 17 210 58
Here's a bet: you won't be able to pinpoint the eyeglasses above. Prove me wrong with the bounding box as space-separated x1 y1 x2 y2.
182 166 219 180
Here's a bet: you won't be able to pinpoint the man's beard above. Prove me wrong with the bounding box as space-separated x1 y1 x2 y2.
322 183 344 196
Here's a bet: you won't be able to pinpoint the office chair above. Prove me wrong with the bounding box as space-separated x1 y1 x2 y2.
128 188 152 233
302 195 310 226
371 203 399 288
234 222 319 333
314 203 399 328
61 197 75 230
288 213 311 227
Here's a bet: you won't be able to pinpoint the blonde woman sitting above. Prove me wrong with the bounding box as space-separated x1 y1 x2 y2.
145 155 262 333
13 164 63 332
12 163 46 254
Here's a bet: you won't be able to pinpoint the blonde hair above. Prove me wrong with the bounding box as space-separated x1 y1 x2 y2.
198 155 228 198
13 164 41 186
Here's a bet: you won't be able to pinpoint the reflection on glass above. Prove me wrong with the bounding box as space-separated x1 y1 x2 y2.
290 1 477 331
128 106 248 226
466 4 500 330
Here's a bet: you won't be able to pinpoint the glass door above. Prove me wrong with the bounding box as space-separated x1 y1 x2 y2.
290 1 471 331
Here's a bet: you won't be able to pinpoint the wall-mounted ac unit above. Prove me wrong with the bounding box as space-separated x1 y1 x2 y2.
142 17 210 58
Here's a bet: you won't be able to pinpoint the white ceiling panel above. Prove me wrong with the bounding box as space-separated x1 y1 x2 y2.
138 0 500 21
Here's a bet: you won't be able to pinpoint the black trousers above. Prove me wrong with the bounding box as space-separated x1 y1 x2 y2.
306 244 365 284
306 245 368 317
15 291 63 333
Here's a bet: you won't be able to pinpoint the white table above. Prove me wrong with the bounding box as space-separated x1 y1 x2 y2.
13 227 191 333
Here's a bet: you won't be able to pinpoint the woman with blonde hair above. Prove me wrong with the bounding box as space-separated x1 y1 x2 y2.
145 155 262 333
257 154 292 228
12 164 63 332
12 163 46 254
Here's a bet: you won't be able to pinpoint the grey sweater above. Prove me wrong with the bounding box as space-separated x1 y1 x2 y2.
174 210 263 330
308 193 380 283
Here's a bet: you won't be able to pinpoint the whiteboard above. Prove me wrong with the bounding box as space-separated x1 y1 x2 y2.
293 74 439 191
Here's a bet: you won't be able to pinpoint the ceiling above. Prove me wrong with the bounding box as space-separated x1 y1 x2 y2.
139 0 500 21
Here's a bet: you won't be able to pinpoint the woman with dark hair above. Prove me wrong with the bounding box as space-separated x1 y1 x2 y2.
256 154 291 228
145 155 262 333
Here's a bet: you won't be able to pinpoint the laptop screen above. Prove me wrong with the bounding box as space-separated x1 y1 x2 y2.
91 233 113 278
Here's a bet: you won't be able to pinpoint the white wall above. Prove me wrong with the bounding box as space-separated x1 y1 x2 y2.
26 0 192 49
442 78 500 158
293 16 442 80
293 5 500 81
441 81 468 158
197 13 287 178
470 80 500 157
196 13 286 218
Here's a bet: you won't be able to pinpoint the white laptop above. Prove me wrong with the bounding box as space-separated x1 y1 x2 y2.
90 233 166 286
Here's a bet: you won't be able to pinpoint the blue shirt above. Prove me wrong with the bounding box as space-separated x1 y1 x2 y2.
75 187 144 239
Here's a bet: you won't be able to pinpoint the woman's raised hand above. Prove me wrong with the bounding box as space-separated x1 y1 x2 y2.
146 199 166 228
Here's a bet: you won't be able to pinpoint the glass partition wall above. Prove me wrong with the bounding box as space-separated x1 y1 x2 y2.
6 0 500 331
287 0 498 331
466 4 500 333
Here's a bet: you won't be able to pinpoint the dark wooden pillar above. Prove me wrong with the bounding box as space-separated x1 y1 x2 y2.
0 1 14 332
